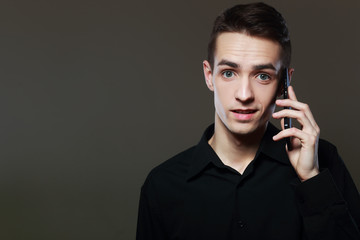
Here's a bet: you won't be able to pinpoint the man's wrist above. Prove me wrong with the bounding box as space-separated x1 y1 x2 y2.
299 168 320 182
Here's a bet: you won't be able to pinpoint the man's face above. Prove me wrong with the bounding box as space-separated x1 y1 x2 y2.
203 32 283 136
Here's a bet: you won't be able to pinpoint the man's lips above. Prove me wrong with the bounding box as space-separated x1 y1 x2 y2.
231 109 257 114
231 109 258 121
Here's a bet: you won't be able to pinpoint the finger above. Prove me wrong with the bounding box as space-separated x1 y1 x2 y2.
287 86 318 132
273 109 314 133
276 99 306 111
288 86 298 101
273 127 313 143
275 99 319 132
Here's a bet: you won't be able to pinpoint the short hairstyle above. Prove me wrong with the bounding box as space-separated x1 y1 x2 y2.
207 2 291 70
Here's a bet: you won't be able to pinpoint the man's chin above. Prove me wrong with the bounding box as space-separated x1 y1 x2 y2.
228 122 267 137
231 127 257 136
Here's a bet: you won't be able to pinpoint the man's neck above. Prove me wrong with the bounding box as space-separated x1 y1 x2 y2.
208 117 267 174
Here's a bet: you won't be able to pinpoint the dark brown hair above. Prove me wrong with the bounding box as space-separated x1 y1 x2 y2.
207 2 291 70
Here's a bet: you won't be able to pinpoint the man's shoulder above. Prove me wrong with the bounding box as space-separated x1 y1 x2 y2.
143 145 197 187
319 138 337 151
318 138 345 169
154 145 197 172
318 138 339 156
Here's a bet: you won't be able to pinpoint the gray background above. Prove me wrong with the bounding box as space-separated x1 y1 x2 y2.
0 0 359 239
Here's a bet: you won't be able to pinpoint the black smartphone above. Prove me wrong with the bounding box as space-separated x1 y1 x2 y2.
283 68 292 150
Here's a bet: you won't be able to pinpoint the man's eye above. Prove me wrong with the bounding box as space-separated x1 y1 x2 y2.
257 74 270 81
222 71 234 78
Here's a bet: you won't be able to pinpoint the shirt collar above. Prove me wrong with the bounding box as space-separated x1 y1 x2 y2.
186 123 291 181
258 123 290 166
186 124 220 180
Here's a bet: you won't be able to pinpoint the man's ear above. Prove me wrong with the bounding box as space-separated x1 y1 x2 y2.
203 60 214 91
288 68 294 83
276 68 294 97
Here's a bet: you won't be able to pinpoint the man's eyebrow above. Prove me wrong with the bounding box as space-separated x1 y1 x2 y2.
217 60 239 68
217 61 277 72
253 64 277 71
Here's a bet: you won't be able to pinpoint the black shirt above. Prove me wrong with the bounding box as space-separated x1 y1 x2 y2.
136 123 360 240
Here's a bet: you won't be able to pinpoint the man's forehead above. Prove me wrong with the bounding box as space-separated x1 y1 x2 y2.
215 32 281 48
213 32 282 70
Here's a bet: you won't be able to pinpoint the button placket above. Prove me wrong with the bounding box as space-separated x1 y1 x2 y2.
237 220 245 228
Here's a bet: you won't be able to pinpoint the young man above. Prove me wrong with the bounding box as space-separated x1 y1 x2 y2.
136 3 360 240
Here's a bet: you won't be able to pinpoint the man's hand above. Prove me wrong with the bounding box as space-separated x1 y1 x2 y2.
272 86 320 182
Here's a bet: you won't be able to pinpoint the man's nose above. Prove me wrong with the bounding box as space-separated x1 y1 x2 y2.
234 78 254 103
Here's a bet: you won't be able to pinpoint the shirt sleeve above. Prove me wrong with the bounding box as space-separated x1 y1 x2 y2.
136 178 167 240
295 140 360 240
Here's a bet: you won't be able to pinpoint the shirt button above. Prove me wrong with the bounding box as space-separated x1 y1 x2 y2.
237 220 245 228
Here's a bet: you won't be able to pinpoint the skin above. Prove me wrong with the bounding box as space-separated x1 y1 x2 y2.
203 32 319 181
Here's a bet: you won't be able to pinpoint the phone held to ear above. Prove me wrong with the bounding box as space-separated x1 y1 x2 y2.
283 68 292 151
